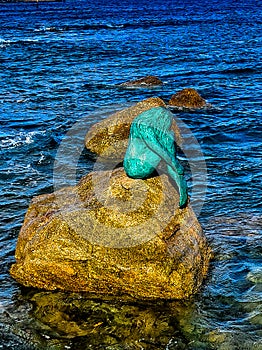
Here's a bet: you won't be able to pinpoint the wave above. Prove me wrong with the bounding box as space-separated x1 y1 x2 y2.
31 18 222 33
0 38 11 48
0 38 40 48
34 26 65 33
221 67 258 74
0 130 45 149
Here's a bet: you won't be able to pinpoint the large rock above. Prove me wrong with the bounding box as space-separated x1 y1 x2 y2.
119 75 163 87
169 88 207 108
85 97 182 160
10 168 211 299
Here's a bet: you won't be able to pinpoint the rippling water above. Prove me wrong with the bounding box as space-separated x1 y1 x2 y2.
0 0 261 349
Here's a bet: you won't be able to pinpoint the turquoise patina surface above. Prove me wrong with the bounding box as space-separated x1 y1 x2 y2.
123 107 188 208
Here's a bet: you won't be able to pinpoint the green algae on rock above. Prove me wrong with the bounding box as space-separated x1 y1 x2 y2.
10 168 211 299
24 290 194 349
85 97 183 161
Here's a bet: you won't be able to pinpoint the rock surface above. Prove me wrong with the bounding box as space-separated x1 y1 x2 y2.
11 168 211 299
85 97 182 160
169 88 207 108
119 75 163 87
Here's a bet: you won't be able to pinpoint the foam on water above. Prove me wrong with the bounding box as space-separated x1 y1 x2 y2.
0 131 46 149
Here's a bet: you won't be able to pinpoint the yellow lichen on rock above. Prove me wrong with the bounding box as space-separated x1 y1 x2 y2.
10 168 211 299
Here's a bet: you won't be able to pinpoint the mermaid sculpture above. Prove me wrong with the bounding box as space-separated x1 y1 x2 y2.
123 107 188 208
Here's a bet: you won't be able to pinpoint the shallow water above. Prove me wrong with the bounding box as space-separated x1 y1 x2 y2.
0 0 261 349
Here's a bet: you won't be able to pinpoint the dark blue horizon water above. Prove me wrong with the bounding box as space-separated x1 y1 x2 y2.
0 0 261 349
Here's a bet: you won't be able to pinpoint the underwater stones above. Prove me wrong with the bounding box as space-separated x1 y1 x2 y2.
85 97 182 160
246 267 262 284
119 75 163 87
169 88 207 108
27 291 189 348
10 168 211 299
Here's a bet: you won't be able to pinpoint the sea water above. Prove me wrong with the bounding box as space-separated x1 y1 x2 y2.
0 0 261 349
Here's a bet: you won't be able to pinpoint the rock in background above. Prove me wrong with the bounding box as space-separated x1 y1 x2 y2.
85 97 183 161
118 75 163 87
169 88 207 108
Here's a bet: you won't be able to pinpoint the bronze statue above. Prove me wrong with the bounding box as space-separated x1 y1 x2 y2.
124 107 188 208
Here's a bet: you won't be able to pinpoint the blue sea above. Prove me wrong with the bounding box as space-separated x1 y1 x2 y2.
0 0 261 349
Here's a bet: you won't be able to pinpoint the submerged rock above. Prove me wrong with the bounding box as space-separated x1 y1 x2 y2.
10 168 211 299
119 75 163 87
169 88 207 108
85 97 182 160
26 291 188 348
